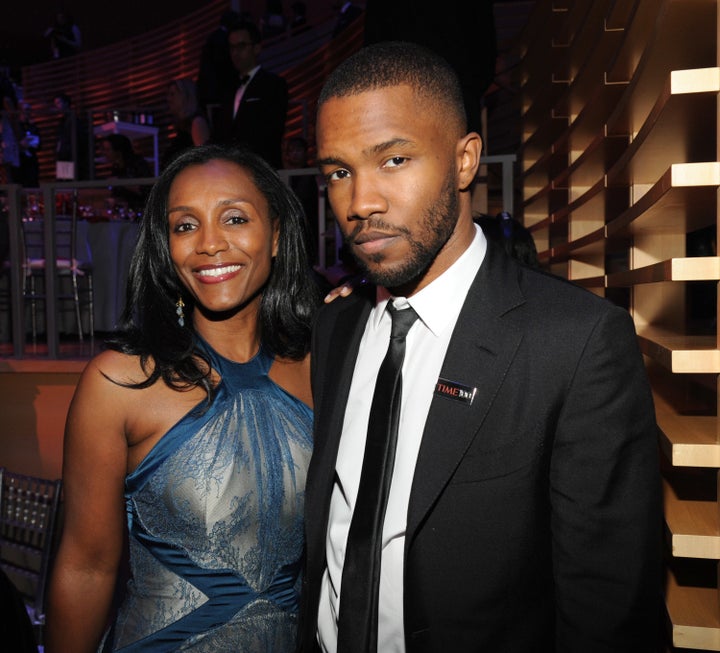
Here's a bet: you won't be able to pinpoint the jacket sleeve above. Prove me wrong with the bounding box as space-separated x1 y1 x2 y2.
550 305 662 651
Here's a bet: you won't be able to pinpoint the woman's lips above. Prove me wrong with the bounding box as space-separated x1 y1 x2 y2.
193 264 244 283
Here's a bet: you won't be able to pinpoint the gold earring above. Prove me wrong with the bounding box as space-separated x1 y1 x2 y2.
176 297 185 327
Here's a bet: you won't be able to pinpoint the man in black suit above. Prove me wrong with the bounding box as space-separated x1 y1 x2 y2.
196 10 242 119
214 21 288 169
299 41 662 652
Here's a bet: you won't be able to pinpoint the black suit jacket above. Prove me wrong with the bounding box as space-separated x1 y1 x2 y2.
299 242 662 652
214 67 288 169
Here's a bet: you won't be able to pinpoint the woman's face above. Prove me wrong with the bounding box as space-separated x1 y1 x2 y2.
167 159 279 318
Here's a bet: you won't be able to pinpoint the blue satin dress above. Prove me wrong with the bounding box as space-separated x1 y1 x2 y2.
102 342 313 652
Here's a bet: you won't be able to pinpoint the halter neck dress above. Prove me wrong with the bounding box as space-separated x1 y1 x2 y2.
102 341 313 652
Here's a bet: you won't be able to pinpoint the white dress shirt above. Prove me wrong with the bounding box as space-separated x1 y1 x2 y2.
318 224 487 652
232 65 259 118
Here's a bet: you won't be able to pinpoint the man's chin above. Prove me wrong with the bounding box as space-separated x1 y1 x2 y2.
360 262 422 291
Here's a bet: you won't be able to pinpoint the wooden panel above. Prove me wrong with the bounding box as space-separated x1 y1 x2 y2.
607 257 720 285
664 474 720 559
637 328 719 373
606 70 719 188
666 564 720 650
519 3 720 649
606 163 720 238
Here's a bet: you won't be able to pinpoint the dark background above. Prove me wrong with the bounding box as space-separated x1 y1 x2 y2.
0 1 340 74
1 1 206 72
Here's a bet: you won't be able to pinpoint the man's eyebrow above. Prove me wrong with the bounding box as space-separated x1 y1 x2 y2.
317 139 416 167
369 138 414 154
316 155 343 167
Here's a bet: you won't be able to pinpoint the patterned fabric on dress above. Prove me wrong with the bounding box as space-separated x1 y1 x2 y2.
102 341 313 652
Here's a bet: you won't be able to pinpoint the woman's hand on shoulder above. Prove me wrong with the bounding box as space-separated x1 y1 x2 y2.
324 274 366 304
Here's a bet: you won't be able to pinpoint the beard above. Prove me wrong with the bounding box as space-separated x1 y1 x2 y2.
343 168 460 291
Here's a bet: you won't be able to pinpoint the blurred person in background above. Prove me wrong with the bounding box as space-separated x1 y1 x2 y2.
162 77 211 170
44 11 82 59
17 102 41 188
0 68 20 184
99 134 153 214
196 10 242 120
213 20 289 170
53 92 89 180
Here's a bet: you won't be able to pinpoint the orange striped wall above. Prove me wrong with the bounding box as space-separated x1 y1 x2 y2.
18 1 363 183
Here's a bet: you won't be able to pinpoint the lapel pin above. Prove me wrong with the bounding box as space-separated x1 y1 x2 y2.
434 377 477 405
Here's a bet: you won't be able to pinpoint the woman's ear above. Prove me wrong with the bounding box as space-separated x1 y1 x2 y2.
456 132 482 191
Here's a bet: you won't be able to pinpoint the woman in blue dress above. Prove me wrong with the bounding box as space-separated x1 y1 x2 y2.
46 143 322 652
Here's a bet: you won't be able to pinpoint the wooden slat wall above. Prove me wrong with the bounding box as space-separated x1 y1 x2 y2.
516 1 720 649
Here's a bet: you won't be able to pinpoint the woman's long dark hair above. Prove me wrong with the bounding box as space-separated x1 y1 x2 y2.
106 143 321 394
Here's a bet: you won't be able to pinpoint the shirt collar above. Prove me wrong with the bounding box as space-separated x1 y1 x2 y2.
372 223 486 335
243 65 261 83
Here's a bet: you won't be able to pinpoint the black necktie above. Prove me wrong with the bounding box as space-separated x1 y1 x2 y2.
337 301 420 653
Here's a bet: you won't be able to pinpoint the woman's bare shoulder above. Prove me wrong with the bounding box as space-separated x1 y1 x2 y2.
85 348 152 382
270 352 312 409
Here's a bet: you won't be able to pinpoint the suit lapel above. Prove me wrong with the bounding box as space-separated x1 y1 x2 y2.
306 293 373 546
406 246 526 541
319 297 372 454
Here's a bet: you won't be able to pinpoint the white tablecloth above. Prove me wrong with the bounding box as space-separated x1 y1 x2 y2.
86 221 139 332
4 218 139 339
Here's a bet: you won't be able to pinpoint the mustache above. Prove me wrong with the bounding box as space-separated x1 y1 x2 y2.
344 218 411 244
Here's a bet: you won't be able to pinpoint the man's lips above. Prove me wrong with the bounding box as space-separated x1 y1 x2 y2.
352 231 399 254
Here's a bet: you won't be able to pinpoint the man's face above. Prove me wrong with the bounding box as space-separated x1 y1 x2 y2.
229 29 258 75
101 140 120 167
316 85 471 296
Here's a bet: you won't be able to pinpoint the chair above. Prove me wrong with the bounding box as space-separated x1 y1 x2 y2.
0 467 63 645
21 189 95 342
0 565 38 652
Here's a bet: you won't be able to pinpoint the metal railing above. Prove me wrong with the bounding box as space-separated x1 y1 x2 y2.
1 179 154 359
2 153 516 359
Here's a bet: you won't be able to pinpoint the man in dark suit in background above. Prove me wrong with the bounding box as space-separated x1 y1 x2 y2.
213 20 288 169
196 9 242 123
299 41 662 652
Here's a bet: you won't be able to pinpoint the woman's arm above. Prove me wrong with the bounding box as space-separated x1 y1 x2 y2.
45 352 131 653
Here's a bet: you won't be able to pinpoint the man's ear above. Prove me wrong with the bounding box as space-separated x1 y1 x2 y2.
457 132 482 191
